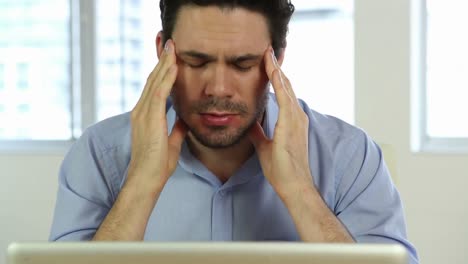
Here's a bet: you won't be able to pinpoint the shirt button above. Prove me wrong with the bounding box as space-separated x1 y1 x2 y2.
219 191 225 196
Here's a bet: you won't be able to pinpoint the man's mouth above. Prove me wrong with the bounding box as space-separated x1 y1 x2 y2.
200 112 238 126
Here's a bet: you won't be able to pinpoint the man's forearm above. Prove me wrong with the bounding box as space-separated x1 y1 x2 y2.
278 181 355 243
92 176 163 241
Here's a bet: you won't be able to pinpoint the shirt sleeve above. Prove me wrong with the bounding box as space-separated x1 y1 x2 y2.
334 131 419 264
49 128 117 241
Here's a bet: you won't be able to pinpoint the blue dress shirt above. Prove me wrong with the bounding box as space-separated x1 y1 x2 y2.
49 93 418 263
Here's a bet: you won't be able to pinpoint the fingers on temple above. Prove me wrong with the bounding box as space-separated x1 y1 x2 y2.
264 47 298 111
138 40 178 115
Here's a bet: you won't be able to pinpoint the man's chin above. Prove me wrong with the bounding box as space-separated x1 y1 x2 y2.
190 131 245 149
186 124 255 149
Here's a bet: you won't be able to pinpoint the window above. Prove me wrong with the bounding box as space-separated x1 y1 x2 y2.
0 64 4 90
95 0 158 121
16 63 29 90
0 0 354 150
418 0 468 152
0 0 72 141
284 0 354 124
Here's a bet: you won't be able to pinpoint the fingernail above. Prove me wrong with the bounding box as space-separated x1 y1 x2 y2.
165 40 171 52
271 49 278 66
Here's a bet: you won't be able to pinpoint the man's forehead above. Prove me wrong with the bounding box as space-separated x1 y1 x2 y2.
172 5 270 57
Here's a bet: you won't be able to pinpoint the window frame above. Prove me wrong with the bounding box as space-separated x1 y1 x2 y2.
412 0 468 154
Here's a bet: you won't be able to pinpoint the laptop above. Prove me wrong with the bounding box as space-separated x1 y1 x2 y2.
7 242 408 264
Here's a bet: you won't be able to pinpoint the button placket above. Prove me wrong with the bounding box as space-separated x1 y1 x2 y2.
211 189 233 241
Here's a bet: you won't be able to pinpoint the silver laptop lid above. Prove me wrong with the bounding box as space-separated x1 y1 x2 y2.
7 242 408 264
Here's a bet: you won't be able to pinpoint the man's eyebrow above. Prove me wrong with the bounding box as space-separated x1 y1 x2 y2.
227 54 263 63
178 50 217 61
178 51 263 63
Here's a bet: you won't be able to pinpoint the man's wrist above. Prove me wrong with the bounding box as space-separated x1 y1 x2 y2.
124 169 166 201
274 177 319 206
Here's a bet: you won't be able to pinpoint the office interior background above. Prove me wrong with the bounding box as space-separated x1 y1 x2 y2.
0 0 467 263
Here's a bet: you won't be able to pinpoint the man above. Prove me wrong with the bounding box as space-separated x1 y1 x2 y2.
50 0 418 263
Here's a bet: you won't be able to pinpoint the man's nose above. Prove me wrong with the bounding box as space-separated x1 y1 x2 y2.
204 64 234 98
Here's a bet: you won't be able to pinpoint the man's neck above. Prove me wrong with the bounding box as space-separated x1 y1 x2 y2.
186 133 255 184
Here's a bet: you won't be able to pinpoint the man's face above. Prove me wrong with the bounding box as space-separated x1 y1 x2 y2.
168 6 271 148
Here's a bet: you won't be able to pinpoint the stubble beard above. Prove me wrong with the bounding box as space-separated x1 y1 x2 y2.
171 89 269 149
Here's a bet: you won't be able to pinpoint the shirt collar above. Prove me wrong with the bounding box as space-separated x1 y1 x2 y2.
169 93 279 188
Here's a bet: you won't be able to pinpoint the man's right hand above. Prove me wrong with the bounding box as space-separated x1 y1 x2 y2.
93 39 188 241
127 39 188 195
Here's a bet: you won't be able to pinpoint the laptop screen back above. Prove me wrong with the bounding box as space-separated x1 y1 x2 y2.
7 242 408 264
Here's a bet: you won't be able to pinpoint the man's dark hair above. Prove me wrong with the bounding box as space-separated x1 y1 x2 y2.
159 0 295 57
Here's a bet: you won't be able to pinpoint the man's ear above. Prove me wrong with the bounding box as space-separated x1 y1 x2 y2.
156 31 165 59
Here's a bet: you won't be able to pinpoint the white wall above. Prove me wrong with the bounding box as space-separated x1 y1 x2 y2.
0 155 61 263
355 0 468 263
1 1 468 264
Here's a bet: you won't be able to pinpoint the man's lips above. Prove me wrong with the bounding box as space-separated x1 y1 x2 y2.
200 112 238 126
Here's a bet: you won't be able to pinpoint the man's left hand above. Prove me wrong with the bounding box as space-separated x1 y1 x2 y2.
248 46 314 199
